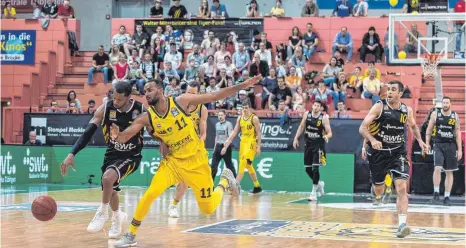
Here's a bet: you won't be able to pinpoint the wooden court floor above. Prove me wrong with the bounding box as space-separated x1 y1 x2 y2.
1 185 465 248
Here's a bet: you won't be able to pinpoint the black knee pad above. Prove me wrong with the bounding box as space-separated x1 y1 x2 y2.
312 166 320 185
246 159 253 165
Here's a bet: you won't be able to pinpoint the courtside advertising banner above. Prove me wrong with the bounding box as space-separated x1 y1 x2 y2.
0 30 36 65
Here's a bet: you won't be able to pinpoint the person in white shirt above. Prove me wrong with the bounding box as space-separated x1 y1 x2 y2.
164 43 183 78
353 0 368 17
254 42 272 68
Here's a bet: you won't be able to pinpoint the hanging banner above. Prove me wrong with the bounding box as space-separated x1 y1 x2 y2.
419 0 449 12
0 30 36 65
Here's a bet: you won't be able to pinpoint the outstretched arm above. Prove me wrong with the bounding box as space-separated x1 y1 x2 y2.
70 104 105 155
111 112 151 144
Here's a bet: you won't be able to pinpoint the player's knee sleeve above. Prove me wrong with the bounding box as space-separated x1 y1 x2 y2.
312 167 320 185
305 167 314 179
384 174 392 187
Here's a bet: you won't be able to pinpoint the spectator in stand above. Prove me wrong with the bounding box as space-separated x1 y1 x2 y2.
141 53 157 81
67 90 82 112
150 26 165 48
362 69 381 104
86 100 96 114
331 72 348 109
128 48 141 65
206 77 220 109
161 61 180 86
454 0 465 51
47 100 62 113
57 0 75 19
311 80 332 105
269 76 292 110
183 29 194 50
255 42 272 68
111 25 132 53
187 44 204 69
287 26 303 59
124 24 149 58
32 1 41 19
211 0 229 18
384 27 399 63
164 42 183 78
183 58 199 86
402 0 420 13
88 45 110 84
268 0 285 17
348 66 364 94
261 68 278 109
200 55 215 82
322 56 341 89
25 131 42 146
249 30 262 58
103 88 114 103
333 101 351 119
109 44 121 70
247 0 260 17
128 61 147 95
270 100 290 119
164 77 182 97
332 0 353 17
225 33 237 55
353 0 368 17
214 42 231 74
363 61 381 79
67 102 79 114
3 2 16 19
234 90 249 111
292 86 305 112
403 24 424 55
152 36 166 63
198 0 211 18
301 0 319 17
41 0 58 19
221 56 236 78
260 32 273 51
223 78 236 109
286 66 302 93
359 26 382 63
249 53 269 78
168 0 188 18
290 47 306 78
302 22 319 61
150 0 164 18
201 30 220 57
216 68 231 88
112 53 129 85
236 70 256 109
276 53 288 77
233 43 250 75
333 27 353 62
334 50 345 68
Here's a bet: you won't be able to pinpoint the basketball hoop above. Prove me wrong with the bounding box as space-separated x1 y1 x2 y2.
421 54 441 79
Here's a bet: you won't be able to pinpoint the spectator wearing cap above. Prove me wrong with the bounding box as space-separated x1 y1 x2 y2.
353 0 368 17
454 0 465 51
261 68 278 109
236 70 256 109
88 45 110 84
332 26 353 62
86 100 96 114
57 0 75 19
249 53 269 78
3 2 16 19
268 76 292 110
168 0 188 18
125 24 149 59
47 100 62 113
332 0 353 17
232 42 250 75
164 42 183 78
150 0 164 18
211 0 229 18
358 26 382 63
301 0 319 17
234 89 250 111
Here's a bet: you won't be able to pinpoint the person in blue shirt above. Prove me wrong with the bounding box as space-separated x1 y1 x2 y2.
211 0 229 18
332 0 353 17
332 27 353 62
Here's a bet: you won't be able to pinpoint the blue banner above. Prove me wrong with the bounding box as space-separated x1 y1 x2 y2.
317 0 456 10
1 30 36 65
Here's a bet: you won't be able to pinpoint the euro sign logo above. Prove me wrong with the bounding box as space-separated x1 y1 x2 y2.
257 158 273 179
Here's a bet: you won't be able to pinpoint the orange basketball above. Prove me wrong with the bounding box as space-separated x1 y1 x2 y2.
31 195 57 221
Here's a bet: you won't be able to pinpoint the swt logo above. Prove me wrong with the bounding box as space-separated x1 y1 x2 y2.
0 152 17 184
23 148 49 179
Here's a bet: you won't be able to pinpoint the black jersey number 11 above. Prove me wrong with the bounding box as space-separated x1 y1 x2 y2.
175 117 188 130
200 187 212 198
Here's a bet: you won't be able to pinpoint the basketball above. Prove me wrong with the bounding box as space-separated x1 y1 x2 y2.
398 51 407 59
31 195 57 221
412 11 419 14
389 0 398 7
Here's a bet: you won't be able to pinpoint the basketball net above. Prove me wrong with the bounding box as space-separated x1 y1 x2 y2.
421 54 441 79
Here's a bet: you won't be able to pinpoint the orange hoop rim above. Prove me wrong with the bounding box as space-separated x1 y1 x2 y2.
423 53 441 62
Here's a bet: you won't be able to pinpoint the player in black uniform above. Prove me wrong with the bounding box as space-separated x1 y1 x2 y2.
359 81 428 239
60 82 148 239
293 100 332 201
426 96 462 206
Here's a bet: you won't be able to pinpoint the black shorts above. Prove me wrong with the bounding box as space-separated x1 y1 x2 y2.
304 142 326 166
434 143 459 172
101 155 141 191
367 146 409 185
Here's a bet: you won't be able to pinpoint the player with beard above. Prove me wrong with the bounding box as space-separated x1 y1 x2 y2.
426 97 462 206
168 82 208 218
60 82 146 238
359 81 428 238
293 100 332 201
111 76 261 247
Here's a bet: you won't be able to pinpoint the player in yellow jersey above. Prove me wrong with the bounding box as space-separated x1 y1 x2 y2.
168 82 208 218
112 77 261 247
362 138 393 205
221 99 263 194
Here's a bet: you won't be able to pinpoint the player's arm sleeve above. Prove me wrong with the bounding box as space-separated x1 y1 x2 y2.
359 102 382 143
70 104 105 155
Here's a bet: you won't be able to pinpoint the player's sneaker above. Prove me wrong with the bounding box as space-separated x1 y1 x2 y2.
108 211 128 239
395 223 411 238
373 196 382 206
249 187 262 194
168 204 180 218
87 206 109 233
221 168 240 197
431 192 440 204
382 188 392 204
308 193 317 201
443 197 451 206
317 181 325 197
114 232 137 247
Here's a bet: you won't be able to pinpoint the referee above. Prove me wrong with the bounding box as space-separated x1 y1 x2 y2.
211 110 236 180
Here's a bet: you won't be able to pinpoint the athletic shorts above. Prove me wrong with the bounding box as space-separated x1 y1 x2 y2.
101 155 141 191
434 142 459 172
238 141 256 173
304 142 326 166
366 146 409 185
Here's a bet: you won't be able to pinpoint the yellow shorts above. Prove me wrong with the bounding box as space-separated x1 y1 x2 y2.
238 141 256 173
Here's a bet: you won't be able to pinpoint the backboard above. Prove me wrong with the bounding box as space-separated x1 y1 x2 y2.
387 13 466 66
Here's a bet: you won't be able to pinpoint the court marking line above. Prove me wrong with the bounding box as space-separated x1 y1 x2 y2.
182 219 237 233
0 186 102 195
